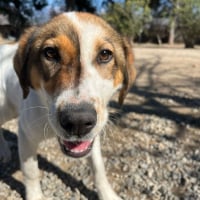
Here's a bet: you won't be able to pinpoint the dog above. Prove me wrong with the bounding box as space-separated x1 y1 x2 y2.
0 12 136 200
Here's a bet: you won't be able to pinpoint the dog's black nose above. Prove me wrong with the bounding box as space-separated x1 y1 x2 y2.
59 103 97 137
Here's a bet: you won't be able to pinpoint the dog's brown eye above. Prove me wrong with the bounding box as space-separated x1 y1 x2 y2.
43 47 59 61
97 49 113 64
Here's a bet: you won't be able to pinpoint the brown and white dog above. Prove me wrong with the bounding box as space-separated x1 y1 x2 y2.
0 12 136 200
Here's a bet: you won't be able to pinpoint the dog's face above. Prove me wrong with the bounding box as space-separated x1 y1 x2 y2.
14 12 136 158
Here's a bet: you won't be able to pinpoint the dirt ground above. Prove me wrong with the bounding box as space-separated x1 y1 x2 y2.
132 45 199 128
0 45 200 199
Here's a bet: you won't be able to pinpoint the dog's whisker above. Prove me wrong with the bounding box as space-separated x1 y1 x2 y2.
27 114 49 128
47 116 61 138
101 126 107 144
109 117 119 123
43 122 50 140
104 120 116 137
21 106 49 113
107 119 114 126
109 112 121 123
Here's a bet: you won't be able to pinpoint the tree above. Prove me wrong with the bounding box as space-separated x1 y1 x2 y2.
65 0 95 12
160 0 178 45
101 0 151 42
176 0 200 48
0 0 47 36
150 0 200 47
149 0 177 45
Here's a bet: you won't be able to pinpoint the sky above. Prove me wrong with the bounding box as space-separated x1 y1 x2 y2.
92 0 124 12
92 0 103 11
34 0 124 24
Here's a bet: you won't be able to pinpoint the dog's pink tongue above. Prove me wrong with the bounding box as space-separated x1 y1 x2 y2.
64 140 91 152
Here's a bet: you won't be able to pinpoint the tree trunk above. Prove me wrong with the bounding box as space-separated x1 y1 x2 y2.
184 40 194 48
65 0 76 11
168 18 176 45
182 33 195 48
156 34 162 45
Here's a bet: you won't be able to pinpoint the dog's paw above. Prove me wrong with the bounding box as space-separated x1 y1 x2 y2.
27 197 52 200
0 140 12 163
95 179 122 200
26 187 53 200
98 189 122 200
39 197 53 200
26 194 52 200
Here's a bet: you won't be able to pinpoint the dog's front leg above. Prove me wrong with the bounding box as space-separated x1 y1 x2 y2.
90 135 122 200
18 125 43 200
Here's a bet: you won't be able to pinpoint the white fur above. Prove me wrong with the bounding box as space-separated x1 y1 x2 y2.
0 14 122 200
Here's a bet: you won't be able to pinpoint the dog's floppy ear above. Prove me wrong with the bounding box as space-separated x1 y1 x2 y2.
118 39 136 105
14 27 38 99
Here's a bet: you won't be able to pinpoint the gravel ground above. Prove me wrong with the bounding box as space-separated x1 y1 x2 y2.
0 46 200 200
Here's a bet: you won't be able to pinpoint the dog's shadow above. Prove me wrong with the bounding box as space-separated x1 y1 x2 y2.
0 129 99 200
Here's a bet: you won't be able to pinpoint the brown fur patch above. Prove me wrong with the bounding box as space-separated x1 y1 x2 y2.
30 66 42 89
14 27 39 98
114 69 123 87
41 35 79 95
49 35 76 64
118 40 136 105
44 68 74 94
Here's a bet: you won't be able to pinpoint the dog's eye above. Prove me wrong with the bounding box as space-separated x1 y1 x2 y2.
97 49 113 64
43 47 59 61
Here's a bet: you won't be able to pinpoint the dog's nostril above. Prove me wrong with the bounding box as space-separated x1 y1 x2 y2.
83 120 96 132
65 122 74 131
85 121 93 127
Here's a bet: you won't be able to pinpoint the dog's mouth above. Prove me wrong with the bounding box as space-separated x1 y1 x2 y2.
58 138 94 158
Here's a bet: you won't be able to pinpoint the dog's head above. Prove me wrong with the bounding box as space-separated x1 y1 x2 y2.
14 12 136 158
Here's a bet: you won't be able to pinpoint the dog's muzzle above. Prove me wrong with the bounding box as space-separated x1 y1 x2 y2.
58 102 97 158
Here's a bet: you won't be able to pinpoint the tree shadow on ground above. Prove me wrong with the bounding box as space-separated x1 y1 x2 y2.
0 129 98 200
108 55 200 161
110 54 200 132
111 86 200 128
